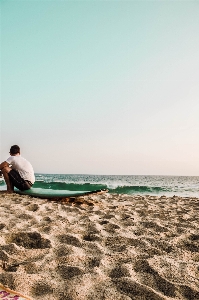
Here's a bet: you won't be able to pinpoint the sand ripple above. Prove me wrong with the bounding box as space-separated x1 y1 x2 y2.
0 193 199 299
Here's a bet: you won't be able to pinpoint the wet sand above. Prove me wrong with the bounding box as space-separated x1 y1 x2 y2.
0 192 199 300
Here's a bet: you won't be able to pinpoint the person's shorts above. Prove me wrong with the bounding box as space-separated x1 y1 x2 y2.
8 169 33 191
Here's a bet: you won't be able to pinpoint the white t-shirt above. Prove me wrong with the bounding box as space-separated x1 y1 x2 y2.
6 155 35 184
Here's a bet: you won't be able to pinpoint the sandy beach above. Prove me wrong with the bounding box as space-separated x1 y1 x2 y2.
0 192 199 300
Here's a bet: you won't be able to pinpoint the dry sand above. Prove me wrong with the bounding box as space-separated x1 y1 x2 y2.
0 192 199 300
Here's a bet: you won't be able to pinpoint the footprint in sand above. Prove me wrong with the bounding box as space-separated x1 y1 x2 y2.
42 216 52 223
109 264 131 278
104 236 128 252
86 280 132 300
23 262 39 274
103 222 120 233
0 223 6 230
17 213 33 220
57 234 82 247
83 241 103 256
113 277 170 300
183 233 199 252
31 281 53 297
85 256 101 269
0 243 19 254
141 221 169 233
0 273 15 290
9 231 51 249
0 250 9 261
54 245 74 257
98 220 109 225
134 259 176 297
57 265 84 280
27 203 39 212
83 233 102 242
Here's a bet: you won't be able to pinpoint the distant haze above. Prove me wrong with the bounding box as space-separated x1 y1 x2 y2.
1 0 199 175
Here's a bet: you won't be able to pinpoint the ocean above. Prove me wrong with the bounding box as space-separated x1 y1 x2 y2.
1 174 198 197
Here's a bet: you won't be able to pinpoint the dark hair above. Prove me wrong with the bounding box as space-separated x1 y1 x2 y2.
10 145 20 155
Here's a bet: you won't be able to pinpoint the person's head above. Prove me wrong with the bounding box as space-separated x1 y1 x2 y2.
10 145 20 155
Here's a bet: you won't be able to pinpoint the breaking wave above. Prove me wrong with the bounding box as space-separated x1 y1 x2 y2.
33 181 171 195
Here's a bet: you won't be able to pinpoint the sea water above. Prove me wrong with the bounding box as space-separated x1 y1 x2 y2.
1 174 198 197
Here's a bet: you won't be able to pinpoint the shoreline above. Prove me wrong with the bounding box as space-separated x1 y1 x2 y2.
0 192 199 299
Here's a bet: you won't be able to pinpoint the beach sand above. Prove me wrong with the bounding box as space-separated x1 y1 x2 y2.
0 192 199 300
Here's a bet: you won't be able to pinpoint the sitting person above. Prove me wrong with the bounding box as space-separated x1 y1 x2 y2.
0 145 35 193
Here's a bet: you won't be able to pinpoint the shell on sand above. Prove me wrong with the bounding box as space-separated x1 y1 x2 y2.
0 192 199 299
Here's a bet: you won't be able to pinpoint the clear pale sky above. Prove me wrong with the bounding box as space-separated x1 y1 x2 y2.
1 0 199 175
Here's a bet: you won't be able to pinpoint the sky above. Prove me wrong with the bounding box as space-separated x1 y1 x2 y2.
1 0 199 175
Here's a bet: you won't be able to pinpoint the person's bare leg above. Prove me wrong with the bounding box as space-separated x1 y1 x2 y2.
1 167 14 193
